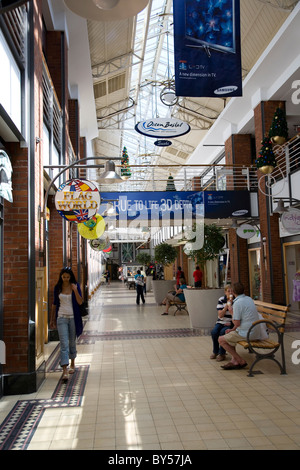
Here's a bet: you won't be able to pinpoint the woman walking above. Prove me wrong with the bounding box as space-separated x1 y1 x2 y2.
50 267 83 382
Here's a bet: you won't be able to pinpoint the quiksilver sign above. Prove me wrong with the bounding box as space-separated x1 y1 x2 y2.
135 118 190 138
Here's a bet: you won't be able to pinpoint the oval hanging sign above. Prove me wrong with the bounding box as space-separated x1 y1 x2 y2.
135 118 190 138
236 224 257 239
281 209 300 234
154 139 172 147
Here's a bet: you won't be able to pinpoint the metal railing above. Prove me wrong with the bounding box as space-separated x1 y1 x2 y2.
97 163 259 193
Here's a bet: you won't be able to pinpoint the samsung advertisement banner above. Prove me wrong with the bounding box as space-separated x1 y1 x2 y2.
173 0 242 98
100 191 250 222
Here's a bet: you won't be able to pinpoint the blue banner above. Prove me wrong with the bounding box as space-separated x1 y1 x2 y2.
173 0 242 98
100 191 250 220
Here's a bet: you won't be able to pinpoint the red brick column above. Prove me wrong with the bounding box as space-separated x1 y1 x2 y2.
3 145 30 375
225 134 253 293
254 101 284 303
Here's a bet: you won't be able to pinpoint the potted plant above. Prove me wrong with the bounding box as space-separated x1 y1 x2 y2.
152 243 178 304
183 224 226 329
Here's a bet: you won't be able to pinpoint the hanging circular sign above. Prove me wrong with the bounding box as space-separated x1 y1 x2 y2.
55 179 100 223
89 236 110 251
281 209 300 234
77 214 105 240
154 140 172 147
135 118 190 138
236 224 257 239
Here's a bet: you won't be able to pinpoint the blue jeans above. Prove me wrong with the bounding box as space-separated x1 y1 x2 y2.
211 322 232 356
57 316 77 367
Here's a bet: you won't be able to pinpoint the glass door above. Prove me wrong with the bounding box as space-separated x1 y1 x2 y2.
248 248 262 300
283 242 300 313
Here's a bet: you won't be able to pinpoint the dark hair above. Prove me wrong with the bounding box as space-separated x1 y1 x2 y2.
55 267 77 293
137 270 141 274
233 282 244 296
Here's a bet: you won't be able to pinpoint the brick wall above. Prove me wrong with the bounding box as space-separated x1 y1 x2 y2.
254 101 285 303
225 134 252 293
3 145 30 373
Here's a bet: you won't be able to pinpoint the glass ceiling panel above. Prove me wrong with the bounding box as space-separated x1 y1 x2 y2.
112 0 176 192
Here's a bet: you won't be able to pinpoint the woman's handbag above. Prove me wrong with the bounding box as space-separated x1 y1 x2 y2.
79 302 89 317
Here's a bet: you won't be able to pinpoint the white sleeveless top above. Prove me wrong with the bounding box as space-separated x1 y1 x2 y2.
58 293 73 317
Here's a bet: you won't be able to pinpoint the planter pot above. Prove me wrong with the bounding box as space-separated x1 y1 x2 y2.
152 280 176 305
146 277 152 292
185 288 223 329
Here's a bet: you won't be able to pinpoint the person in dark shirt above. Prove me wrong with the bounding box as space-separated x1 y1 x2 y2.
210 285 234 361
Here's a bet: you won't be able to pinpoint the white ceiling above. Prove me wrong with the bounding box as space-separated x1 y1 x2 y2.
46 0 300 191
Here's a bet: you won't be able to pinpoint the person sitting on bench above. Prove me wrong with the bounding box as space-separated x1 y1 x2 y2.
218 282 260 370
161 278 187 316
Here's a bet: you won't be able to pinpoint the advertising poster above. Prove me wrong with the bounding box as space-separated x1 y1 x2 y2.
173 0 242 98
100 190 250 221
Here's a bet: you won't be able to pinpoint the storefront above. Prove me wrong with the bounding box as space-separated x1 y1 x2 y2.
283 241 300 313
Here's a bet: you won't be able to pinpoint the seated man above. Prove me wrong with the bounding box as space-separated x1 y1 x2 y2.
161 278 187 315
218 282 259 370
210 284 234 362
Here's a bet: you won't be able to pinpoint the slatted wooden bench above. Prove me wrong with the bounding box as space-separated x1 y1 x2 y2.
167 290 188 316
237 300 288 377
169 300 188 316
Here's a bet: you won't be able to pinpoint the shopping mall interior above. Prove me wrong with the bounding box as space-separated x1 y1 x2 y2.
0 0 300 452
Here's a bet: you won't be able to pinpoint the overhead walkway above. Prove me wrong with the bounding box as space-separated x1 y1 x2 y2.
1 282 300 450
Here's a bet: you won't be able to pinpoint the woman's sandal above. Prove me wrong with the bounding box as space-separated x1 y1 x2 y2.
62 371 69 382
69 367 75 374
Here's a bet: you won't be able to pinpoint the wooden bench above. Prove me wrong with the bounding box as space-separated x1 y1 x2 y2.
169 300 188 316
237 300 288 377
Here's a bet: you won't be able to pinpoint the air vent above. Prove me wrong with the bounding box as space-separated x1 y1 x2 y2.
108 73 126 93
177 151 189 160
94 72 126 99
94 81 106 99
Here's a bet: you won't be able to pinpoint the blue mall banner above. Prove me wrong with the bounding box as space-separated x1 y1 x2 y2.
173 0 242 98
100 191 250 221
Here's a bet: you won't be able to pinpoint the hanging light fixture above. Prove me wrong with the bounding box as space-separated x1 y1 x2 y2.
92 0 120 9
273 199 288 214
160 86 178 107
98 160 123 184
64 0 149 21
159 29 178 107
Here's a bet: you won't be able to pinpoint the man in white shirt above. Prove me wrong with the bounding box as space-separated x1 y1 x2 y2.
218 282 259 370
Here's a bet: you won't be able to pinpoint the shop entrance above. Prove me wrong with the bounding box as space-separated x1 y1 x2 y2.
283 242 300 313
248 248 262 300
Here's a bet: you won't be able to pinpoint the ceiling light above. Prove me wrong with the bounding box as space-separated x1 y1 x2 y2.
231 219 239 228
92 0 120 9
273 199 288 214
160 86 178 107
64 0 149 21
98 160 123 184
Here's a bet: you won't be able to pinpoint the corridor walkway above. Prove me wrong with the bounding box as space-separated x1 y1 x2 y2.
1 281 300 450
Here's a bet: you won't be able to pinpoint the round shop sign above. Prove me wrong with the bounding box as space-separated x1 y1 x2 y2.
77 214 106 240
135 118 190 138
236 224 257 239
55 179 100 223
281 209 300 234
89 236 110 251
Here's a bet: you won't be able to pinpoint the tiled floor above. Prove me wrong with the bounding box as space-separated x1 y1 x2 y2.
1 281 300 450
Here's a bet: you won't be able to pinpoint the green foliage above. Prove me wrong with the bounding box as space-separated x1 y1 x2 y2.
154 243 177 266
268 107 288 139
185 224 224 264
166 175 176 191
136 252 151 266
255 136 276 170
